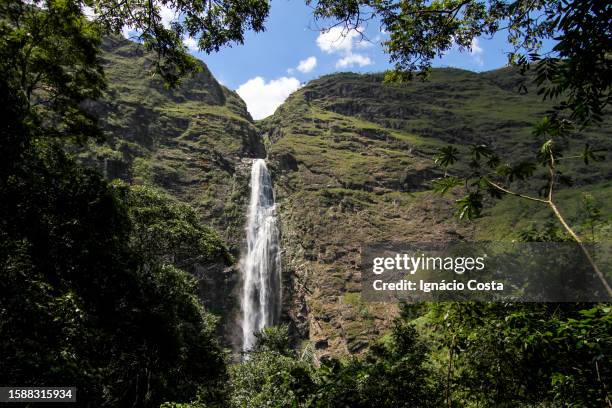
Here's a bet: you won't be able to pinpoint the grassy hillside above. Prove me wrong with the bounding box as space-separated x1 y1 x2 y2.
262 68 611 359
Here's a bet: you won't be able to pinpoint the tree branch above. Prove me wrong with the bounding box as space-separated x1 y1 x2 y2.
548 200 612 297
484 178 549 203
485 167 612 297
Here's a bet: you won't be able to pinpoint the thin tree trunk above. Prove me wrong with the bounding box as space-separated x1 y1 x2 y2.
548 200 612 296
446 335 455 408
485 178 612 297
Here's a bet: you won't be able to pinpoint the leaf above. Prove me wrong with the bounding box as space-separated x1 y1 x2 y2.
486 154 501 169
470 144 493 160
582 144 605 165
434 145 459 168
508 161 536 181
432 176 463 195
486 184 504 199
455 192 483 220
540 139 554 156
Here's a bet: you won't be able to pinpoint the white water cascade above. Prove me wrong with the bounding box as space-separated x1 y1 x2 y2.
240 159 282 352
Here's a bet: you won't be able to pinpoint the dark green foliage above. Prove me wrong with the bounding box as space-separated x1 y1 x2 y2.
226 303 610 407
0 141 228 406
314 322 439 408
434 145 459 169
252 325 294 355
532 0 611 126
0 0 106 143
455 191 483 220
0 135 228 406
419 302 612 407
123 184 233 269
433 176 463 194
228 323 438 408
582 144 606 165
230 326 316 407
0 2 231 406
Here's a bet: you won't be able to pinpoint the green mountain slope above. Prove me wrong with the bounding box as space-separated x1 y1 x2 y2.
263 69 611 358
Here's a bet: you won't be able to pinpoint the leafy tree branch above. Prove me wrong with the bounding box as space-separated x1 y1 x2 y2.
433 126 611 296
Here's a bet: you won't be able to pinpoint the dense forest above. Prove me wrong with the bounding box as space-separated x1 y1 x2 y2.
0 0 610 407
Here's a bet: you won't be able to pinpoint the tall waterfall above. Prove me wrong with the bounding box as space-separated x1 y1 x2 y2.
240 159 282 352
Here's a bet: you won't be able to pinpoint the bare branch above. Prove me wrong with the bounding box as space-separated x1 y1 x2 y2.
484 178 549 203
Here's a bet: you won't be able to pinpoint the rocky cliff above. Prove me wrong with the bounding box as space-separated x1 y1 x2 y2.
262 69 612 359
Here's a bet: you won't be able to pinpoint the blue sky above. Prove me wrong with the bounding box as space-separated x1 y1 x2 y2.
201 1 501 89
116 1 554 120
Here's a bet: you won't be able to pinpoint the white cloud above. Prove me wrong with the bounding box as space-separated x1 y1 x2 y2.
356 38 374 49
184 37 198 52
470 38 483 55
159 5 177 28
122 26 138 39
236 76 301 120
296 56 317 73
470 38 484 66
336 53 372 68
316 26 373 69
316 27 361 54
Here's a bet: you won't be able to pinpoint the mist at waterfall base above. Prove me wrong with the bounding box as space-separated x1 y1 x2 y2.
240 159 282 353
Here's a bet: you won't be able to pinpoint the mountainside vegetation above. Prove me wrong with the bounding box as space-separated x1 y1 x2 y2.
85 36 264 252
262 68 612 358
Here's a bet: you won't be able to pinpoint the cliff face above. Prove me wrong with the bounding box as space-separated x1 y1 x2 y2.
84 37 265 250
82 37 265 346
262 69 612 359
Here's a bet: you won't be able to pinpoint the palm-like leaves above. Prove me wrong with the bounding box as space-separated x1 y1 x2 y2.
434 146 459 168
432 176 462 195
470 144 493 160
497 161 536 182
582 144 605 165
455 193 483 220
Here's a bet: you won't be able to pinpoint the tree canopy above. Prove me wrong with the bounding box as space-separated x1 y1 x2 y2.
0 1 236 405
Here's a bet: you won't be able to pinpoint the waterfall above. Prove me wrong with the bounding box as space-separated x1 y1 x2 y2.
240 159 282 352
